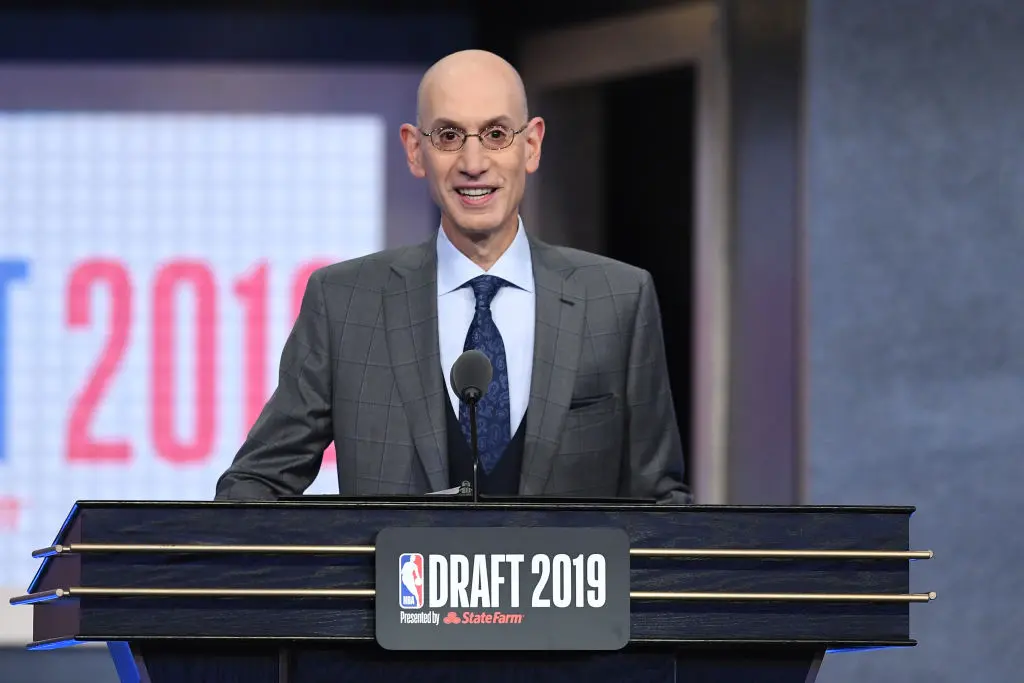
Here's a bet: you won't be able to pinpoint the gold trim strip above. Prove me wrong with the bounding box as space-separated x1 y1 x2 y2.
73 587 376 598
9 587 373 604
32 543 932 561
32 544 375 558
631 590 937 603
630 549 932 560
10 587 937 605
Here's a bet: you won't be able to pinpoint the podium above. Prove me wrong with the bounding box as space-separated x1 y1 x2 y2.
10 499 934 683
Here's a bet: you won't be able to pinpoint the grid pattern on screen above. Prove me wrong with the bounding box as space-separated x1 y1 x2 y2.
0 112 387 589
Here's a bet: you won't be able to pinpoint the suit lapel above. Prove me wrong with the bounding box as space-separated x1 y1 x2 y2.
383 238 449 492
520 238 586 495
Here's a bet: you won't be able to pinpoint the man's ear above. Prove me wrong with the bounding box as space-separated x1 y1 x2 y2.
399 123 426 178
523 116 545 174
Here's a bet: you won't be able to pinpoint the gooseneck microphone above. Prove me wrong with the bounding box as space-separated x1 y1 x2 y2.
450 349 492 502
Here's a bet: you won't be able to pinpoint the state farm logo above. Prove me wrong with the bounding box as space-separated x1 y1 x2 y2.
442 611 524 625
399 608 524 627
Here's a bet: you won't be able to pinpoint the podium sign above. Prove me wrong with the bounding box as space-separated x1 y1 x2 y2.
374 526 631 651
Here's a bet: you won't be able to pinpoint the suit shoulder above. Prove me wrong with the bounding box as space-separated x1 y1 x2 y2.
547 245 651 292
310 243 425 290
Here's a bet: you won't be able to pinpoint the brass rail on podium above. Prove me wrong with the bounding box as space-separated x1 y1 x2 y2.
11 586 937 605
31 542 935 561
14 540 937 607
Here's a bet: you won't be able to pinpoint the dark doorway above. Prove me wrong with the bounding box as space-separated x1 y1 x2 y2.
602 66 696 486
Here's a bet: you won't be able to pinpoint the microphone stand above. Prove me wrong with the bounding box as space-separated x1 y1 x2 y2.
469 400 479 503
462 387 482 503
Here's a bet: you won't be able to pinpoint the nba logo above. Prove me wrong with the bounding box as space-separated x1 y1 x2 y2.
399 553 424 609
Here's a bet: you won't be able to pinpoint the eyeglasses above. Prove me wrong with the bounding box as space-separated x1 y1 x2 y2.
419 123 529 152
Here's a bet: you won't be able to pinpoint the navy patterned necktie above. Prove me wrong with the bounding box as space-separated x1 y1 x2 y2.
459 275 511 474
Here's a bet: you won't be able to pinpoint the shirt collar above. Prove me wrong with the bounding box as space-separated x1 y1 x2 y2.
436 216 534 295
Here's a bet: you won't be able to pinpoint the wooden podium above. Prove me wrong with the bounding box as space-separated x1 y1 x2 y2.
9 499 934 683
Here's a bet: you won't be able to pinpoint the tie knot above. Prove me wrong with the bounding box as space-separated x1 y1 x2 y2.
466 275 508 309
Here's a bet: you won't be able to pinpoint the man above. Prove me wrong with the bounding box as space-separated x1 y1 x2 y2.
214 50 691 503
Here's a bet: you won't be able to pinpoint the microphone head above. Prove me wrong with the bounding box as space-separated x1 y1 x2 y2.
450 349 492 403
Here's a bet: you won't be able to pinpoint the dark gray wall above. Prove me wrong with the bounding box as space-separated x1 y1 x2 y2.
806 0 1024 681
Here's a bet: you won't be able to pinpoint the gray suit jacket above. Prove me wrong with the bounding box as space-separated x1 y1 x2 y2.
214 232 691 503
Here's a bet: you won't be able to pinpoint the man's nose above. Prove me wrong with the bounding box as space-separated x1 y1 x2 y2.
457 136 489 176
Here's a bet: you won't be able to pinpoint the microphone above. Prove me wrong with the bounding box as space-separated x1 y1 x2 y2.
450 349 492 502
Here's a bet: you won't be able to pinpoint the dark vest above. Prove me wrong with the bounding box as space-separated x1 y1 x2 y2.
445 398 526 496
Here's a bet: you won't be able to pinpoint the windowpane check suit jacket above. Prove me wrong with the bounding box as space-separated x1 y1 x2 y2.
214 232 691 504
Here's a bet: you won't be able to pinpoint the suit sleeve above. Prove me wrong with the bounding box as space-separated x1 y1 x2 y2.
214 269 334 500
621 271 693 504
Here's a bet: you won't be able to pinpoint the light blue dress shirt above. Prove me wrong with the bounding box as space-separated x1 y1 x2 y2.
437 218 535 437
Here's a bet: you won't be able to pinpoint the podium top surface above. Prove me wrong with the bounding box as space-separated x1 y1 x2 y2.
63 498 917 513
24 499 917 591
25 499 916 588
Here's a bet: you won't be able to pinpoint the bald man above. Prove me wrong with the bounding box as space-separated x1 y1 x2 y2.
214 50 691 504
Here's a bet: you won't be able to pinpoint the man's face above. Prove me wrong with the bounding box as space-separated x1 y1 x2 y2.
401 74 544 240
